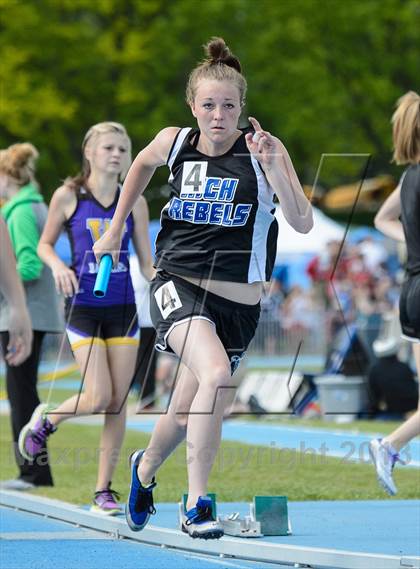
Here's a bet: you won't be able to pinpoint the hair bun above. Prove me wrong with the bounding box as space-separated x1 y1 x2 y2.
8 143 39 167
186 37 246 106
204 37 241 73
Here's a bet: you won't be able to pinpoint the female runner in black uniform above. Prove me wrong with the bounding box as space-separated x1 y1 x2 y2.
370 90 420 495
94 37 313 539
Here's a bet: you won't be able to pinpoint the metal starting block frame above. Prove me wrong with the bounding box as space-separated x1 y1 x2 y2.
221 496 292 538
219 511 263 538
179 494 291 538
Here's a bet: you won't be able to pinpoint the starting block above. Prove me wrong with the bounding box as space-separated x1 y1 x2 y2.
219 511 263 538
220 496 292 538
252 496 291 536
178 494 291 538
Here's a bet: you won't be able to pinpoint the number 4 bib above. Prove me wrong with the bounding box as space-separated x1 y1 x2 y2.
180 161 208 200
154 280 183 319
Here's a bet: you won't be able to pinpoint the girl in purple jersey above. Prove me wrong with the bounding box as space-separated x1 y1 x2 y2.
370 91 420 495
18 122 154 514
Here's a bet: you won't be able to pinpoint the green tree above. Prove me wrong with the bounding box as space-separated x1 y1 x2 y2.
1 0 418 218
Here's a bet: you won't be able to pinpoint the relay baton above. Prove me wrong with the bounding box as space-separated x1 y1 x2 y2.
93 254 113 298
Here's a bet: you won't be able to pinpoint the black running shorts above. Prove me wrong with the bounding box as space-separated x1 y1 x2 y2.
149 270 260 374
399 274 420 342
64 302 139 349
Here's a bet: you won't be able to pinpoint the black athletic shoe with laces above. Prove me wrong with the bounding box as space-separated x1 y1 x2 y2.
126 450 156 531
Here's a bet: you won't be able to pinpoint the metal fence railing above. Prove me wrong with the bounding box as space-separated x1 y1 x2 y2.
249 315 328 357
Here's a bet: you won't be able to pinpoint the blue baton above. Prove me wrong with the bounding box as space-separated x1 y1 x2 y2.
94 254 113 298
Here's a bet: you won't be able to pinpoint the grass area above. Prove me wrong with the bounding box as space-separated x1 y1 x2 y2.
1 415 418 506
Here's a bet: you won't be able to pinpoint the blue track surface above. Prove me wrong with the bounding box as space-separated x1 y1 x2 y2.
168 500 419 557
57 499 420 556
0 507 279 569
2 498 419 568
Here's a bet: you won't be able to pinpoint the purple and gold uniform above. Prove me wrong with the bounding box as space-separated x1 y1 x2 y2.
64 187 139 350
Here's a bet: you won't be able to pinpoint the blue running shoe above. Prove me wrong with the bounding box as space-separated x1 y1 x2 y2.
126 450 157 531
181 496 224 540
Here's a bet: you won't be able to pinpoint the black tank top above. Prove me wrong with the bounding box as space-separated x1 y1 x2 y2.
154 127 278 283
400 164 420 276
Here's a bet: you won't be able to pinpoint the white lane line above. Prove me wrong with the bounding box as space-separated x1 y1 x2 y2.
0 530 111 540
183 550 275 569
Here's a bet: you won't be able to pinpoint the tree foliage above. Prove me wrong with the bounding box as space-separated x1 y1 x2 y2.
1 0 418 216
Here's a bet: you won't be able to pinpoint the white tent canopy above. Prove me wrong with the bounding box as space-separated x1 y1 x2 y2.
275 205 345 259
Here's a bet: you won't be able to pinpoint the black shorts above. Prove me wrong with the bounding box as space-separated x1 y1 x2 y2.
399 274 420 342
149 271 260 374
64 302 139 350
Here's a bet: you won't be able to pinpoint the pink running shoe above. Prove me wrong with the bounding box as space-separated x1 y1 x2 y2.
91 483 121 515
18 404 56 461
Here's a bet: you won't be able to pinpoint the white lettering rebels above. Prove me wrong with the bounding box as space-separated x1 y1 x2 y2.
172 163 250 226
168 198 251 226
182 176 238 201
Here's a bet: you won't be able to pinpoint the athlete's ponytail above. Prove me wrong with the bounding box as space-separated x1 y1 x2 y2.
186 38 247 106
392 91 420 165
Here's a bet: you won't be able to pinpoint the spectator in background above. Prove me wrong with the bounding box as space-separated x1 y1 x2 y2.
0 143 63 490
374 274 400 313
368 333 418 418
347 247 372 288
282 285 318 336
307 241 348 288
0 217 32 366
306 239 352 347
358 236 388 273
271 264 289 292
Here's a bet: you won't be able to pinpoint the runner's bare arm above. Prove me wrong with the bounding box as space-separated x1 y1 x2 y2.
93 127 179 264
374 185 405 242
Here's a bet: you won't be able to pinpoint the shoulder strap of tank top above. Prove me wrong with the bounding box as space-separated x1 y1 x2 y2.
77 186 90 200
167 127 191 170
399 170 408 189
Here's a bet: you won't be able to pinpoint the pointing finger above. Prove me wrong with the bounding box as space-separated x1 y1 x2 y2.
248 116 263 132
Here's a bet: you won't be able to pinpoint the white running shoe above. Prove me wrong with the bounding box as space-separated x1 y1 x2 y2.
369 438 402 496
0 479 35 491
181 496 224 540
